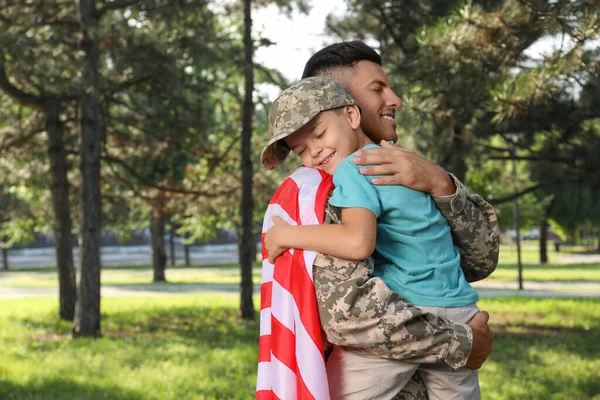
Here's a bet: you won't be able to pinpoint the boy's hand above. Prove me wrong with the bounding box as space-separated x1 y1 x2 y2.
265 216 290 263
353 140 456 197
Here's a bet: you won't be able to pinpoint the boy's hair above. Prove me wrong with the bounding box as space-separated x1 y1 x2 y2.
301 41 382 79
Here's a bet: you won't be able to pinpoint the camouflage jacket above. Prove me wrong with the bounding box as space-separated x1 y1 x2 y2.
313 175 499 399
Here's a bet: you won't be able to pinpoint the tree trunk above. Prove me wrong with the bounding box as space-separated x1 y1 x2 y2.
46 100 77 321
446 123 468 182
539 220 548 264
150 210 167 282
539 198 555 264
73 0 102 337
1 241 7 270
169 226 175 266
184 243 191 266
239 0 255 321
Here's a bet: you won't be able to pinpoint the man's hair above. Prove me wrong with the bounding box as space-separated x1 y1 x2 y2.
301 41 382 79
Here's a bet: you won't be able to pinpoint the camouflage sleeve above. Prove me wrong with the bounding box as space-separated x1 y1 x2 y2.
313 204 473 370
432 174 500 283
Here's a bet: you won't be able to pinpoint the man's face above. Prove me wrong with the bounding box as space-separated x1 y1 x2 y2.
345 60 402 143
283 107 362 175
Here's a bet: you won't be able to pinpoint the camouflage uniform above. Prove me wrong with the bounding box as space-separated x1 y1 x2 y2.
313 184 499 399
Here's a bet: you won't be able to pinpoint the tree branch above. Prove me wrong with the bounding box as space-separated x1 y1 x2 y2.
0 58 45 110
103 154 237 197
0 119 45 155
488 183 543 205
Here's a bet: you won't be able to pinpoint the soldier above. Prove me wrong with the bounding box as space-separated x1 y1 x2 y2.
263 41 498 399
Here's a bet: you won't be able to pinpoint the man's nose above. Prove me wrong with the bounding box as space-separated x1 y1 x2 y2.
385 88 402 109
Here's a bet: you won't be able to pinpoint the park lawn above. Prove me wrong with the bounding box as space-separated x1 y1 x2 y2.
0 295 260 400
498 245 551 265
0 296 599 400
485 262 600 283
0 264 262 288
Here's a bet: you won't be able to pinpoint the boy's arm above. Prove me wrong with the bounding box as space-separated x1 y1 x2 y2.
265 208 376 262
432 174 500 282
312 204 477 369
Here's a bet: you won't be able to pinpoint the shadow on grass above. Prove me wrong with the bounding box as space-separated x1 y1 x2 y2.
0 378 145 400
486 329 600 397
19 305 260 351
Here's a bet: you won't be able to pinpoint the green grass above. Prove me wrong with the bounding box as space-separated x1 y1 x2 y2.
0 296 260 400
478 297 600 399
487 262 600 283
0 296 598 399
499 243 600 265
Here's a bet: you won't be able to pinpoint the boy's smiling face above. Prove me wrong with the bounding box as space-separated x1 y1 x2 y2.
283 105 367 175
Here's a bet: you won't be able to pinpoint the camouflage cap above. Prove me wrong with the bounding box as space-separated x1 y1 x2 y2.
260 76 358 170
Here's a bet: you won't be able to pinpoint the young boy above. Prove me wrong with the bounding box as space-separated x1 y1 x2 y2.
261 76 481 399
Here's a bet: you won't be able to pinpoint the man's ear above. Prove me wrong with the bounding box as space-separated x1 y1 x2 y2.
345 105 361 129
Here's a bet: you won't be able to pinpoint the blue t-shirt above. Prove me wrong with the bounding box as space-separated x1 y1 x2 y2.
329 144 478 307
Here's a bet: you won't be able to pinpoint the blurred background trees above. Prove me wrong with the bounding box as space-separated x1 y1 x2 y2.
327 0 600 257
0 0 598 330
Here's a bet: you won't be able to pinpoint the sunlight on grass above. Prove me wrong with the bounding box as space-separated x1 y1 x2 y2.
487 262 600 283
0 296 260 400
478 297 600 400
0 296 599 399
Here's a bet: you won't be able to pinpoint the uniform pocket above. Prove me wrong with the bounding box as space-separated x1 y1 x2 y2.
312 252 369 281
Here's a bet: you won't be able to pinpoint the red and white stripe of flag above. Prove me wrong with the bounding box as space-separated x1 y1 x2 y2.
257 167 333 400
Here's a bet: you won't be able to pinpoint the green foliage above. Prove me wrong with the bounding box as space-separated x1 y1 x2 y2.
328 0 600 237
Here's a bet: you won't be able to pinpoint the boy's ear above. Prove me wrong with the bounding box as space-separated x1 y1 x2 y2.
345 105 361 129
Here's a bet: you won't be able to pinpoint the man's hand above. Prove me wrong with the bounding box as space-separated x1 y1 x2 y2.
465 311 494 369
264 216 290 263
353 140 456 196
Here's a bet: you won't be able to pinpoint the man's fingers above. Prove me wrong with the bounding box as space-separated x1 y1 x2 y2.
359 165 393 176
379 139 397 149
370 175 400 185
353 149 398 165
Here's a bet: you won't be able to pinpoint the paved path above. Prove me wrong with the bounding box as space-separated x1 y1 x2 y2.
1 281 599 299
557 253 600 264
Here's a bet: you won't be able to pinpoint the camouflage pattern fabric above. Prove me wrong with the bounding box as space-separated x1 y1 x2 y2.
313 179 499 399
432 174 499 283
392 373 429 400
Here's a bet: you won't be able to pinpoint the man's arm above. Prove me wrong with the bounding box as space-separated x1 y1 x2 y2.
432 174 500 282
314 204 493 369
353 140 500 282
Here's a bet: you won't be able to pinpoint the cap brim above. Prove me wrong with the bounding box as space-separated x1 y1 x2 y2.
261 135 291 170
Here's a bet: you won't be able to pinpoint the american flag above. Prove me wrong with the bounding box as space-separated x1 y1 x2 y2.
256 167 334 400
